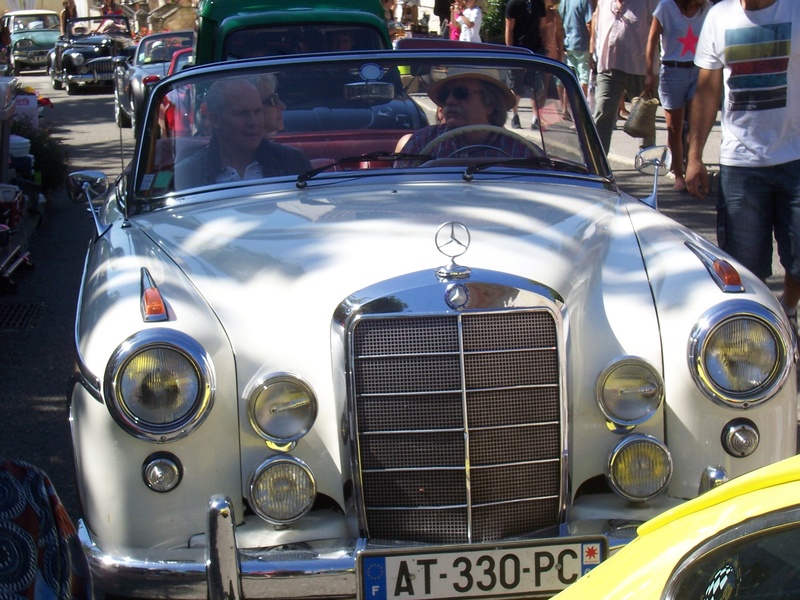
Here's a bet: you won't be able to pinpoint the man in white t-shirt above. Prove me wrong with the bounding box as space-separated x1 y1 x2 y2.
686 0 800 324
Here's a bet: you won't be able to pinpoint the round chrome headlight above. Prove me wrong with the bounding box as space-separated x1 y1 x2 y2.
607 434 672 502
104 329 214 442
596 357 663 426
248 374 317 443
689 302 791 407
249 457 315 524
70 52 85 67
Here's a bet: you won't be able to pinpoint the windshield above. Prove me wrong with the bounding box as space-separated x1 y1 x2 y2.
68 16 130 37
11 13 59 30
224 24 386 58
133 51 608 210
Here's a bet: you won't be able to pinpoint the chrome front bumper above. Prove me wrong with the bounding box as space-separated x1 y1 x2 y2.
80 495 359 599
67 71 114 84
80 494 666 599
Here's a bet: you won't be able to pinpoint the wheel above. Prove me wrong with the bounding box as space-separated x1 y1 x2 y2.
12 61 21 76
419 124 545 159
114 90 131 128
65 77 78 95
50 65 62 90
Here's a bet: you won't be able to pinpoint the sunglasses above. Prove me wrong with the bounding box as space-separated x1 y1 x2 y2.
262 93 281 107
436 85 482 104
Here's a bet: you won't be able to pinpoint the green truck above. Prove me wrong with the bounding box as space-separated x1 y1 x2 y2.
194 0 393 65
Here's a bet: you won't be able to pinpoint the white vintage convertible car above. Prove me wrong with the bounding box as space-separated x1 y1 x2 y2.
67 44 797 599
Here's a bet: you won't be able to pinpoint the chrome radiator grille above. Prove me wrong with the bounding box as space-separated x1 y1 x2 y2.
352 311 561 544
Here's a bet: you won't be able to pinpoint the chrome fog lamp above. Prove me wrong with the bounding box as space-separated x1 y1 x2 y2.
105 329 214 442
249 457 315 524
721 419 759 457
596 357 663 426
607 435 672 502
689 302 791 407
248 374 317 443
142 453 182 492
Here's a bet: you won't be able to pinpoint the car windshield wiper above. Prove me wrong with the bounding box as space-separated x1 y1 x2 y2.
296 151 433 188
463 156 589 181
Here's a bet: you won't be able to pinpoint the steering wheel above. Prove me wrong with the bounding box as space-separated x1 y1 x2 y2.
419 124 545 159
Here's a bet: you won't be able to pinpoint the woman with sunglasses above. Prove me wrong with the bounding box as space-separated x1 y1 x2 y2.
396 72 539 163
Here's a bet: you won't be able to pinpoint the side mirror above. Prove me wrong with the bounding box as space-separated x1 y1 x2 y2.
635 146 672 176
635 146 672 210
67 171 108 205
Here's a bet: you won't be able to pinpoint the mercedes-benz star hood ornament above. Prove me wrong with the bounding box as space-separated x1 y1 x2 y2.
435 221 471 280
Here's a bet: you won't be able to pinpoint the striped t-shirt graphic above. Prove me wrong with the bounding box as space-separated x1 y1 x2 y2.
725 21 791 112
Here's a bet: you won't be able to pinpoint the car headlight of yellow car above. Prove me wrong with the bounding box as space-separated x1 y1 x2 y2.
689 301 792 408
104 329 214 442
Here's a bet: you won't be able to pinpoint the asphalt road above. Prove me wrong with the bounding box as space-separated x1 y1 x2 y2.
0 72 134 520
0 72 788 528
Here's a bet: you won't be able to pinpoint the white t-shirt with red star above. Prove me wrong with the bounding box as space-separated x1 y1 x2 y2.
694 0 800 167
654 0 710 62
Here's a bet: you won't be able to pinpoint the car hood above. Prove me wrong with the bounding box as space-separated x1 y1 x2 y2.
133 178 656 364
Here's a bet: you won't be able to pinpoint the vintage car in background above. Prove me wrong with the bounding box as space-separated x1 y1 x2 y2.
48 15 133 95
1 10 60 76
194 0 391 65
155 47 194 138
552 453 800 599
113 30 194 136
67 47 797 599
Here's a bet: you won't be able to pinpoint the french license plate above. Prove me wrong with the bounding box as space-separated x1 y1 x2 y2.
358 537 606 599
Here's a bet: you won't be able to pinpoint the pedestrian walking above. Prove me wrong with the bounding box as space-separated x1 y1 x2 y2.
505 0 548 129
559 0 594 111
685 0 800 324
591 0 659 153
645 0 711 192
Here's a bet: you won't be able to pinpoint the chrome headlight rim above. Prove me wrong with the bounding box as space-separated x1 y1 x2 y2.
688 301 792 408
247 373 318 443
248 455 316 525
104 329 215 442
595 356 664 426
607 434 672 502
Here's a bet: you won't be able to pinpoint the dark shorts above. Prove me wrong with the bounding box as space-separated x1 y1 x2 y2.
508 68 545 100
717 159 800 280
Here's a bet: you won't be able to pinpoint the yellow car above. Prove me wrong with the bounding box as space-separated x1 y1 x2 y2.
552 454 800 599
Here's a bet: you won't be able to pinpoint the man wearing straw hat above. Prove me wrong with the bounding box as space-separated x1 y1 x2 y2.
398 71 539 160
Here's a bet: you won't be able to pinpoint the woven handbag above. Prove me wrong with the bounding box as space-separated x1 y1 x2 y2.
623 92 660 138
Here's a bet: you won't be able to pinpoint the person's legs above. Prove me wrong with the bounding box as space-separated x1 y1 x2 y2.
593 69 625 154
772 159 800 312
664 106 686 190
717 165 775 281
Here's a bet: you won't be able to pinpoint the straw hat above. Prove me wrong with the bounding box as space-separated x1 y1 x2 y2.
427 72 516 111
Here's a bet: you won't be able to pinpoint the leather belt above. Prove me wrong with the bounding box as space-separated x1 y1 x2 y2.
662 60 695 69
